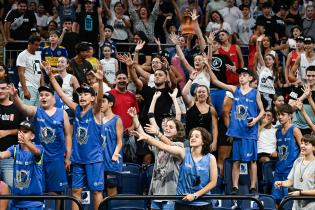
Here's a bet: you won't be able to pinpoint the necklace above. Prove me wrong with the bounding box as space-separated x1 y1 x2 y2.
299 158 315 182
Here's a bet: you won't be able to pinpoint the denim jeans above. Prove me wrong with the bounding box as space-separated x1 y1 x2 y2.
18 86 39 106
0 157 14 188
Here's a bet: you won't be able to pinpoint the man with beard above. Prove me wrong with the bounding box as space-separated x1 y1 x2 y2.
108 71 140 163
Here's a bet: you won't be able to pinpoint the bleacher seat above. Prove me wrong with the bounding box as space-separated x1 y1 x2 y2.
241 194 276 210
223 159 257 195
261 161 276 194
117 163 143 194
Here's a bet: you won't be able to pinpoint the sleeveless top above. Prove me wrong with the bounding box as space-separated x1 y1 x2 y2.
34 108 65 161
299 53 315 81
226 87 259 140
71 106 103 164
181 21 196 36
101 115 123 172
248 36 256 70
10 144 44 208
290 50 299 70
176 148 211 206
191 71 210 95
100 58 116 84
61 73 73 98
275 125 300 176
186 104 212 135
218 45 239 85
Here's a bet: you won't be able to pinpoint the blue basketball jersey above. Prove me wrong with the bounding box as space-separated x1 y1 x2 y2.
275 125 300 176
54 92 66 109
34 107 66 161
101 115 123 172
176 148 211 206
227 87 259 140
71 106 103 164
8 144 44 208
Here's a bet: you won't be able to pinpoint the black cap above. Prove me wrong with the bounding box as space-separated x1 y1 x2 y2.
295 36 305 41
279 4 288 10
38 85 54 94
262 2 272 8
218 29 230 35
304 36 314 43
19 120 35 133
76 83 96 96
30 27 39 32
236 67 253 76
103 92 115 106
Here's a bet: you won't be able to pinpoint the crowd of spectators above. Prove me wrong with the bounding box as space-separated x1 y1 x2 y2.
1 0 315 209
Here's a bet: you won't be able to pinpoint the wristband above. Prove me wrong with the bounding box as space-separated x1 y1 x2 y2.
147 113 154 119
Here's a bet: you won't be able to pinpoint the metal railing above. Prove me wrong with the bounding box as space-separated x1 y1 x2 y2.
98 194 264 210
0 195 83 210
278 196 315 210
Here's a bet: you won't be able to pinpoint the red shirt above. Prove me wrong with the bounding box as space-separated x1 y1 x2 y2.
218 44 239 85
289 50 299 70
109 89 140 130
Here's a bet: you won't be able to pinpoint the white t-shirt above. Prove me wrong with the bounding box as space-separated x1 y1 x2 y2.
107 15 130 40
16 50 41 88
100 58 117 84
219 7 243 33
235 18 256 47
257 127 277 154
35 13 48 27
206 21 232 35
258 66 275 95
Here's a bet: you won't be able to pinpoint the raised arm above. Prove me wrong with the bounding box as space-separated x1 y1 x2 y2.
44 62 77 110
8 84 36 117
191 9 206 52
169 88 181 121
132 129 185 160
148 91 161 130
256 35 266 68
209 68 236 93
182 71 198 108
93 65 104 116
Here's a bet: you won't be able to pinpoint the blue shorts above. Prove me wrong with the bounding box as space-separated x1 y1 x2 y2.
72 162 104 191
272 175 288 203
104 172 118 188
232 138 257 162
44 159 68 192
210 89 226 117
11 207 43 210
151 201 175 210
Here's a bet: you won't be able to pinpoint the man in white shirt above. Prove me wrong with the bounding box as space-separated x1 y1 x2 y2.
16 35 42 105
219 0 242 33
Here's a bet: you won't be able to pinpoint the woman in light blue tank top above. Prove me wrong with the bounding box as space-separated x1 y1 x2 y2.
131 127 218 210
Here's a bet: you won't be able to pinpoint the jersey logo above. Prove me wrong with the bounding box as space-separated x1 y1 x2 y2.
77 127 88 145
15 169 31 190
40 127 56 144
211 57 223 71
278 145 288 160
235 105 248 120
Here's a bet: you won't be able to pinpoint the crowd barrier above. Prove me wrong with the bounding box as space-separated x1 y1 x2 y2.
0 195 83 210
98 194 265 210
278 196 315 210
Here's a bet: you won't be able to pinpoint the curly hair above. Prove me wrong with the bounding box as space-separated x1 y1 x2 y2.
188 127 212 155
165 118 186 142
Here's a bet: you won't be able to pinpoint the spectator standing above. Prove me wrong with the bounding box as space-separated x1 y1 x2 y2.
302 5 315 41
248 22 265 70
218 0 242 34
128 0 160 42
16 35 42 106
52 0 77 26
285 0 302 35
0 79 25 188
285 36 304 83
100 44 118 87
274 134 315 209
0 120 44 210
59 17 81 59
35 4 48 32
99 25 117 59
272 104 302 204
69 42 93 84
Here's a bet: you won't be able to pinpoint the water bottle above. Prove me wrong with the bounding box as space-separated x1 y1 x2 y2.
85 15 93 32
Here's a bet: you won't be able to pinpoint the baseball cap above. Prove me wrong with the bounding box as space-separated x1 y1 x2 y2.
236 67 253 76
304 36 314 43
76 83 96 96
38 85 54 94
103 92 115 106
262 2 272 8
279 4 288 10
30 27 39 33
295 36 305 41
19 120 35 133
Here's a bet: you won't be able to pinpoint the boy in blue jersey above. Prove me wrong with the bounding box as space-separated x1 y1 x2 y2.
272 104 302 204
41 30 68 68
0 120 44 210
8 83 72 210
101 92 123 196
224 67 265 194
44 62 104 210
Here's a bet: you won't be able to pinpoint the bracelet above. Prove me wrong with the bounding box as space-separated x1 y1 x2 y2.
147 113 154 119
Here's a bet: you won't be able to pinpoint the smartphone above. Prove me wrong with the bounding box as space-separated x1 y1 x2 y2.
34 60 41 74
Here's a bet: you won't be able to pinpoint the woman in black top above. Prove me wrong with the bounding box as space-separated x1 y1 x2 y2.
182 71 218 152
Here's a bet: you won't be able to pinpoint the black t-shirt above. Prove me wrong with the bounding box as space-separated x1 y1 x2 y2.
140 85 173 127
210 54 233 88
256 15 278 43
0 103 25 151
275 16 287 39
61 32 81 59
130 45 154 65
69 58 93 84
289 85 315 105
4 9 37 40
75 11 99 45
